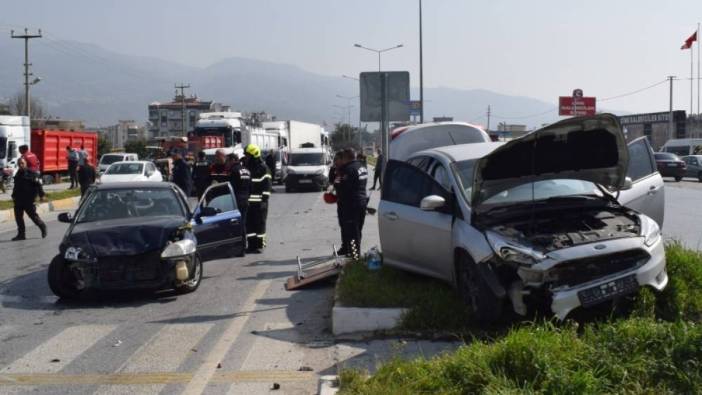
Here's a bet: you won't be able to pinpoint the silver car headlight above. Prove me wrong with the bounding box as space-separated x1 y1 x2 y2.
161 239 196 259
639 215 661 247
64 246 95 262
286 168 295 174
314 168 325 175
486 231 546 265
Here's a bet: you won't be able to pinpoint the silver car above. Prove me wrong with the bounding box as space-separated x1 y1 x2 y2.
379 114 667 322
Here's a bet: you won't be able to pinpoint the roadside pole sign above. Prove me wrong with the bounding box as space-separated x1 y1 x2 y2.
359 71 410 179
559 89 596 116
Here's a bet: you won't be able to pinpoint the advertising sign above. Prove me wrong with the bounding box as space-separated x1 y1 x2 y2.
360 71 410 122
559 89 596 116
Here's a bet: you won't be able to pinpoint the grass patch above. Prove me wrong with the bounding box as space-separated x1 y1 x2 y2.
0 188 81 210
336 262 471 332
337 245 702 394
339 318 702 394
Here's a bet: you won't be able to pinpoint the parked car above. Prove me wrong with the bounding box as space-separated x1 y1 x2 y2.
284 147 331 192
98 153 138 174
654 152 686 181
48 182 245 298
99 161 163 183
378 114 667 322
682 155 702 182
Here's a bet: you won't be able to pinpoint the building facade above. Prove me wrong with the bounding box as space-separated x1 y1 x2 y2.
148 95 230 138
618 111 687 150
103 120 147 149
497 122 529 138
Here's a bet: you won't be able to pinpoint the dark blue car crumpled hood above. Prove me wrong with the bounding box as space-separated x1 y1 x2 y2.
65 216 188 257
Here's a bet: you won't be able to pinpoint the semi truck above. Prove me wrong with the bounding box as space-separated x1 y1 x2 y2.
0 116 30 170
193 112 280 153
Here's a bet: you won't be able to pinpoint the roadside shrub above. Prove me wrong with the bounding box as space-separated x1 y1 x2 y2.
340 319 702 394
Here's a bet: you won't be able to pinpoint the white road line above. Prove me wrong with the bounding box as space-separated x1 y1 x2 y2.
94 323 213 395
1 325 115 374
182 279 272 395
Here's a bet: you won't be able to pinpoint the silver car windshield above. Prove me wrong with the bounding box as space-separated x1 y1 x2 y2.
105 163 143 175
76 189 185 223
453 159 602 205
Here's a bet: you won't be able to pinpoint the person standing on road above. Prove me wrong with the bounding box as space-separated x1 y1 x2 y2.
265 150 277 182
11 157 47 241
228 154 251 252
371 150 383 190
171 151 193 197
18 145 46 201
244 144 272 253
192 151 211 200
77 145 88 167
209 149 229 184
334 148 368 257
78 156 96 197
66 146 79 189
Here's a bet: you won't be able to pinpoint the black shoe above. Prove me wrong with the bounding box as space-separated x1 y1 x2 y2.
336 248 349 256
11 235 25 241
40 225 47 239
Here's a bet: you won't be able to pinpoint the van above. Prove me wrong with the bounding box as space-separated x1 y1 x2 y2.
284 147 331 192
98 153 138 174
660 138 702 156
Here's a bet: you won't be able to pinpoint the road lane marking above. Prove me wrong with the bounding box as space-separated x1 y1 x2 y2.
0 371 314 385
94 323 213 395
1 325 115 374
182 279 272 395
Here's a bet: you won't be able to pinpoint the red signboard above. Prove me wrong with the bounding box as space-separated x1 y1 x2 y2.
559 96 596 116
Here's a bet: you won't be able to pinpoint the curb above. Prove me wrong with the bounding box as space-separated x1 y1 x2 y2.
332 306 407 335
0 196 80 224
318 375 340 395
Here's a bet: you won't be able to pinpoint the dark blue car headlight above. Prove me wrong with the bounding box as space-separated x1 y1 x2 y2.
64 246 96 263
161 239 196 259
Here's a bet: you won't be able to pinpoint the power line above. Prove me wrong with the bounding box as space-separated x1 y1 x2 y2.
599 79 668 102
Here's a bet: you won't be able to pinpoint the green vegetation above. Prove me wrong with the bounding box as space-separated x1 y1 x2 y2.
338 244 702 394
0 188 81 210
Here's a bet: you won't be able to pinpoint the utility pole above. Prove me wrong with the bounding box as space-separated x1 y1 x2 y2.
668 76 675 140
486 105 491 131
175 83 190 136
11 28 42 118
419 0 424 124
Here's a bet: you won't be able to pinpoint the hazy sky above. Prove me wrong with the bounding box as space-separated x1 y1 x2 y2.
2 0 702 116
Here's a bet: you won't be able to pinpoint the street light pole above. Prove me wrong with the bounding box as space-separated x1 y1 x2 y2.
419 0 424 123
668 75 676 141
11 28 42 117
354 43 403 72
340 76 363 149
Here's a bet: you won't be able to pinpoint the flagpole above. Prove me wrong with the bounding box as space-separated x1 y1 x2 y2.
691 43 694 115
698 22 700 116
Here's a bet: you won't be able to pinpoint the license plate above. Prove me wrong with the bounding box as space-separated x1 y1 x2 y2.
299 179 313 184
577 275 639 307
667 163 678 167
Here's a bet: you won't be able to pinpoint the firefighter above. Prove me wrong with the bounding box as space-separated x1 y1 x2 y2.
192 151 211 200
334 148 368 257
244 144 271 253
228 153 251 252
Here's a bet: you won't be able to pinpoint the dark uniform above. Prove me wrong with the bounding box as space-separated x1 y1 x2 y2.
209 162 229 184
12 168 47 240
246 157 272 251
172 158 193 197
334 160 368 256
228 161 251 249
78 163 96 196
192 157 211 199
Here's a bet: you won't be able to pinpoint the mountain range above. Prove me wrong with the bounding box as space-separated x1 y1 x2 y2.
0 39 568 129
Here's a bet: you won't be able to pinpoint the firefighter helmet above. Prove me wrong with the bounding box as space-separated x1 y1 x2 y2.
245 144 262 158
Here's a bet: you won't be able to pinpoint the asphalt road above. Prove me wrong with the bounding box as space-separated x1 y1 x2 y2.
0 185 380 394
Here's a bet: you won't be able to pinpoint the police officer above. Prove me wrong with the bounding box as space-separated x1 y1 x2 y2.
171 150 193 197
11 157 47 241
228 154 251 251
209 149 229 184
192 151 211 200
334 148 368 257
244 144 272 253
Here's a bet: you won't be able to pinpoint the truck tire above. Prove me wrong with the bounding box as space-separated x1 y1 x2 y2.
675 176 683 182
47 255 82 300
175 256 203 294
456 255 503 323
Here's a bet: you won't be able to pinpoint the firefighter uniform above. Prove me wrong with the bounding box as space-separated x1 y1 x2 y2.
334 159 368 256
229 160 251 249
192 155 211 200
245 144 272 251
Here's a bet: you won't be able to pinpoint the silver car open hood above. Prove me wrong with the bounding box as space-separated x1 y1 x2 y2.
471 114 629 209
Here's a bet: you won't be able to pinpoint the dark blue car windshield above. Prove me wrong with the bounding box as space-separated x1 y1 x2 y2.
76 189 185 223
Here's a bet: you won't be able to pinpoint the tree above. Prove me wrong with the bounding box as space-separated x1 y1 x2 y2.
331 123 361 152
98 135 112 157
123 139 148 159
8 91 47 119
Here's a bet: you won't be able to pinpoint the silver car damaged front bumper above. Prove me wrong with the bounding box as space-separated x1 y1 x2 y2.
548 237 668 320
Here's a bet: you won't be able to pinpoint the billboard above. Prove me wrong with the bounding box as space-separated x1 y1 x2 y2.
360 71 410 122
559 89 596 116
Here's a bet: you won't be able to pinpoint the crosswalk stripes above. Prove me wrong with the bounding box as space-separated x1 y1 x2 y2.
2 325 115 374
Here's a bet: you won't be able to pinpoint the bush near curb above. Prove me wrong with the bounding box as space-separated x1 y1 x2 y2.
0 189 81 211
338 244 702 394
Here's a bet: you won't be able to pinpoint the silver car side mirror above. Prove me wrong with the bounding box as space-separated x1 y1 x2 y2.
621 177 633 191
420 195 446 211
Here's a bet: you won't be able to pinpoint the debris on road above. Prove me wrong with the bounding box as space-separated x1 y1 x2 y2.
112 340 122 347
285 245 348 290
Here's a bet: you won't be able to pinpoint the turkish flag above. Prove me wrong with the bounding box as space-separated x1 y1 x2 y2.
681 31 697 50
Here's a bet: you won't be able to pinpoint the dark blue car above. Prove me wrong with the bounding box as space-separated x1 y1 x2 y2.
49 181 244 298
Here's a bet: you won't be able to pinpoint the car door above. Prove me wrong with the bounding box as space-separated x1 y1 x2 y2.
618 137 665 227
379 159 453 280
191 183 244 260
